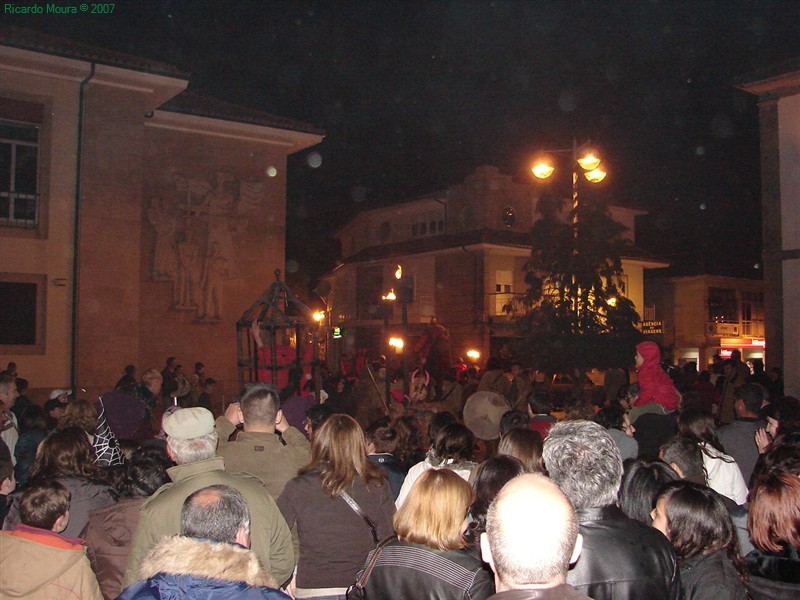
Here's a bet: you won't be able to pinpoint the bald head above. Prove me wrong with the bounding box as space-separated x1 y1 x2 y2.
482 474 580 591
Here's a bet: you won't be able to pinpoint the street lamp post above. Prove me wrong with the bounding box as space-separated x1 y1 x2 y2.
531 138 607 234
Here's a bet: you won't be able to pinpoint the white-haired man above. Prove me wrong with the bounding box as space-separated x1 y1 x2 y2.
543 421 681 600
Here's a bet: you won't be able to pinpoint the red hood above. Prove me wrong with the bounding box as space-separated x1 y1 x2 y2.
636 341 661 367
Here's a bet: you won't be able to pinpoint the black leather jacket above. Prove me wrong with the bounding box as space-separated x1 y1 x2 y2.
360 538 494 599
567 505 682 600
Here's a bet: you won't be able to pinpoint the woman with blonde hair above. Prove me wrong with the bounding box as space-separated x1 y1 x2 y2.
357 468 494 599
277 414 395 599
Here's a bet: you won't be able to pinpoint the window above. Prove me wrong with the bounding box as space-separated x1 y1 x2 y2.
708 288 738 323
741 291 765 337
494 270 513 315
0 273 46 354
1 119 40 228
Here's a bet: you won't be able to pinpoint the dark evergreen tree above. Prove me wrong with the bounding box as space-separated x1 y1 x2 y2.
512 196 642 373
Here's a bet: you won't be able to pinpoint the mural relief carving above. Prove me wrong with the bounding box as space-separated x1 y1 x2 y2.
147 172 268 323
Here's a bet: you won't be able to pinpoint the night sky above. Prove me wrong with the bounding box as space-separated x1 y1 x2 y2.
4 0 799 281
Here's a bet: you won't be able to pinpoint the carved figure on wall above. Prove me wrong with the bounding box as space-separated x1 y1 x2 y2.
197 241 229 322
175 234 200 309
147 197 176 280
148 171 268 320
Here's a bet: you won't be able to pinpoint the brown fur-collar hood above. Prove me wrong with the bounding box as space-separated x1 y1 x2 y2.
140 535 276 587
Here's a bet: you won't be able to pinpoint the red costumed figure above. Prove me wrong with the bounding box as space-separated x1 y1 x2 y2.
634 341 680 411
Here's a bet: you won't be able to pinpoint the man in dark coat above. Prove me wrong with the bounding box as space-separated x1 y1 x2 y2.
543 421 681 600
118 484 290 599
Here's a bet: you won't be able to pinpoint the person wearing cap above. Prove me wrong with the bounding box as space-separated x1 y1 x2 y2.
123 406 294 589
44 397 67 431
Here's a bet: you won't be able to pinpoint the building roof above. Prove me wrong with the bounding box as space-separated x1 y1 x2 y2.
0 25 189 78
1 26 325 135
735 57 800 97
342 228 667 265
160 91 325 135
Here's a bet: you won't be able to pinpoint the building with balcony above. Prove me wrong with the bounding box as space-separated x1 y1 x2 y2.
0 27 323 400
321 165 668 368
645 274 765 369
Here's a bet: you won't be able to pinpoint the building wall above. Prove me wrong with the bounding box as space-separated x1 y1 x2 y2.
646 275 766 368
134 123 291 401
779 92 799 396
0 58 82 390
435 249 487 361
75 82 147 395
1 46 320 402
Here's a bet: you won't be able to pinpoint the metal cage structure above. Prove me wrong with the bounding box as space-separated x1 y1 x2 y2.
236 270 321 399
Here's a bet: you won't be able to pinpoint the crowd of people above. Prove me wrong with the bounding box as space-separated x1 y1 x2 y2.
0 341 797 600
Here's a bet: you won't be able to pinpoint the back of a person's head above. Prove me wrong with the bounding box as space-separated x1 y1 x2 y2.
485 473 578 588
659 436 706 485
124 448 172 497
499 410 530 436
485 357 502 371
470 455 526 535
542 420 622 510
427 411 457 446
305 403 333 432
619 459 680 524
678 408 719 447
433 422 475 463
18 480 70 530
20 404 48 432
57 399 97 434
181 484 249 544
394 468 474 551
748 470 800 553
735 383 764 415
364 418 398 454
498 428 543 473
526 387 553 415
594 403 626 431
239 383 280 425
141 368 162 388
654 480 739 564
307 413 382 495
31 426 96 481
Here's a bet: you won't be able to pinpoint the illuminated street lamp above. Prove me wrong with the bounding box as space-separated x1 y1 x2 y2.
531 139 608 231
466 348 481 363
389 337 404 351
312 310 325 322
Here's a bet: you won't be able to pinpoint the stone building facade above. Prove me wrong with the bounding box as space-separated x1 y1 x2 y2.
0 28 323 401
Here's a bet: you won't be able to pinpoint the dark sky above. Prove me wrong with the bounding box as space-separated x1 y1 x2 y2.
5 0 799 280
